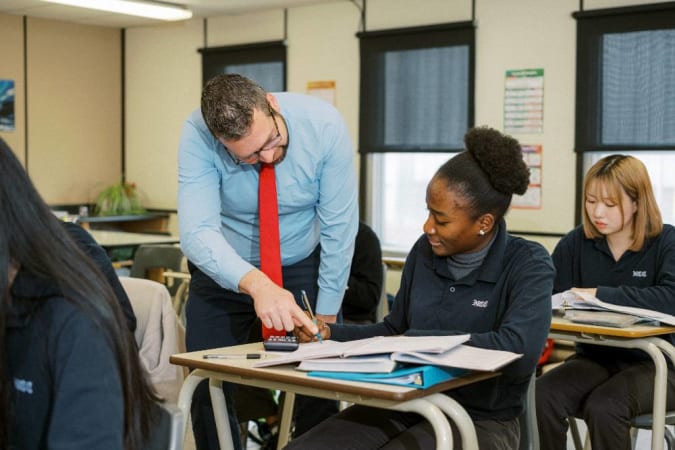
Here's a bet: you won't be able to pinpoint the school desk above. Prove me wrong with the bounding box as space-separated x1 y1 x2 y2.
170 342 500 450
550 315 675 450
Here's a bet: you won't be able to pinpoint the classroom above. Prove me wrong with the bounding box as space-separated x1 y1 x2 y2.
1 0 674 449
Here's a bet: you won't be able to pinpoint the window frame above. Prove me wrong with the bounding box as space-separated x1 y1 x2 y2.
574 3 675 223
357 22 475 254
199 40 286 89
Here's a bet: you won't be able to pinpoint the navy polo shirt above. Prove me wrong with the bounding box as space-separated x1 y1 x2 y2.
331 220 555 421
553 224 675 354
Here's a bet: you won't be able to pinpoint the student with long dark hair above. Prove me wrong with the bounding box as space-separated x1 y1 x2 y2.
536 155 675 450
291 127 555 449
0 137 159 449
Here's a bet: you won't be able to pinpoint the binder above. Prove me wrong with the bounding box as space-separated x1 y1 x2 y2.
307 365 467 389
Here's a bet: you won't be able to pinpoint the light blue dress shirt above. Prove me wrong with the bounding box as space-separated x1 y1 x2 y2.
178 93 358 315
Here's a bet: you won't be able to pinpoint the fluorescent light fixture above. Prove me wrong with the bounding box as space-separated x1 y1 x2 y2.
41 0 193 21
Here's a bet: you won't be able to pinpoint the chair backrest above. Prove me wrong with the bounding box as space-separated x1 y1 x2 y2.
130 244 185 295
375 262 389 322
519 372 539 450
144 403 185 450
119 277 186 403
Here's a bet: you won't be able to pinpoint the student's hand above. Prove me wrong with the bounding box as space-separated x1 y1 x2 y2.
293 317 331 343
571 287 598 299
239 269 318 334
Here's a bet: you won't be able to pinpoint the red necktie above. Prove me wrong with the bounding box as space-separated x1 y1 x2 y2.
258 163 285 338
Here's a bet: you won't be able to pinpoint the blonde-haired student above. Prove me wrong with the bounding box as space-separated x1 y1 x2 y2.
537 154 675 450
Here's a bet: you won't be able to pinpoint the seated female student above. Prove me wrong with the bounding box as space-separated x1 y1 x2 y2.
0 137 160 450
536 155 675 450
290 126 555 450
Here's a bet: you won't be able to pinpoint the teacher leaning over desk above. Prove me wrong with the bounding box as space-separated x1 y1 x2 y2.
177 74 358 450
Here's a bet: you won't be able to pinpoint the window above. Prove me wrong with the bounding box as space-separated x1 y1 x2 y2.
575 4 675 225
359 23 475 253
200 41 286 91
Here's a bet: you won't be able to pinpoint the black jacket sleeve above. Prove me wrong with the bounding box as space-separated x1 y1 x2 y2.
62 222 137 332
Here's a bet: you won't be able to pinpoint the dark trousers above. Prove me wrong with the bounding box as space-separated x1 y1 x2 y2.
536 354 675 450
285 404 520 450
185 247 338 450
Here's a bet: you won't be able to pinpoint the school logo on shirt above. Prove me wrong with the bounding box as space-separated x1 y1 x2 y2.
472 299 488 308
633 270 647 278
14 378 33 394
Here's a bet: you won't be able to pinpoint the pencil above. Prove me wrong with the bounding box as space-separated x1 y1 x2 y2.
301 290 323 343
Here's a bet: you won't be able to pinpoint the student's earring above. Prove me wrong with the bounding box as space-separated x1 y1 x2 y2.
479 229 486 236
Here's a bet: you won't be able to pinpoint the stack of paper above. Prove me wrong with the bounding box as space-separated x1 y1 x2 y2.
255 334 522 374
553 290 675 326
391 344 522 372
297 355 397 373
254 335 471 368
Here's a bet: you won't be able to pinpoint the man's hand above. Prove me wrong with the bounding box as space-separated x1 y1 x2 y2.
239 269 318 334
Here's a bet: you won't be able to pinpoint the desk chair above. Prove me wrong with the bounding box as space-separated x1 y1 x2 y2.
631 412 675 450
568 412 675 450
130 244 188 317
145 403 184 450
120 277 186 403
376 262 389 322
519 373 539 450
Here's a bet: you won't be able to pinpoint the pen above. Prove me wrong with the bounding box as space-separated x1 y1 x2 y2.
203 353 262 360
301 289 323 343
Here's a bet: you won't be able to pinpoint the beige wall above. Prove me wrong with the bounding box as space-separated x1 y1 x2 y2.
0 14 121 205
26 18 122 205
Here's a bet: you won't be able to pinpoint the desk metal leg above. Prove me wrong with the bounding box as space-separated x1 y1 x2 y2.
177 371 207 443
390 397 453 450
427 393 478 450
208 377 235 449
549 333 668 450
277 392 296 449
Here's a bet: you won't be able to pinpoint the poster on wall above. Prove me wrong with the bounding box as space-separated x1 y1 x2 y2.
307 80 336 106
512 144 542 209
0 79 15 132
504 69 543 134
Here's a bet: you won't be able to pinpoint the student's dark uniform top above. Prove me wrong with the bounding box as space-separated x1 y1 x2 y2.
330 220 555 421
552 224 675 357
7 269 124 449
63 221 136 332
342 222 383 323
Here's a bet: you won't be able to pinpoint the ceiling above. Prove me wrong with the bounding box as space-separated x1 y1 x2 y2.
0 0 341 28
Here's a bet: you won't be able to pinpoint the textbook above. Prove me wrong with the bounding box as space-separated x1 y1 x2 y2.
563 310 655 328
552 290 675 326
391 344 522 372
296 355 398 373
307 365 468 389
254 334 470 368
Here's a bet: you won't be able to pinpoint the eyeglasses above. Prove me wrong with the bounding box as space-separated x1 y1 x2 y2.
225 105 287 166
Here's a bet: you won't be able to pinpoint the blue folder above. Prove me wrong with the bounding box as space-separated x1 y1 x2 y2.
307 365 467 389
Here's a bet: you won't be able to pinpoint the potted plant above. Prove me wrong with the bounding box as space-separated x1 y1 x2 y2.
94 181 146 216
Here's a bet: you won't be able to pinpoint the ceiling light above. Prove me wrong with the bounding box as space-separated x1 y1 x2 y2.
41 0 193 21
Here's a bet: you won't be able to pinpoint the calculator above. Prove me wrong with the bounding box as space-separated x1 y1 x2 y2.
263 335 299 352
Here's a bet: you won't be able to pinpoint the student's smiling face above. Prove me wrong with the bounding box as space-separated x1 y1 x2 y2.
423 177 485 257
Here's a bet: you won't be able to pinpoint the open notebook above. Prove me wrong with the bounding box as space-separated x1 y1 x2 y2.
253 335 470 368
553 290 675 327
256 335 521 373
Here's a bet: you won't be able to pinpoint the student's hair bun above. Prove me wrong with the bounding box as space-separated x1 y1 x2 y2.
464 126 529 196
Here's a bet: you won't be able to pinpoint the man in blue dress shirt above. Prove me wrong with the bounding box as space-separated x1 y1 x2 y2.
177 74 358 450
